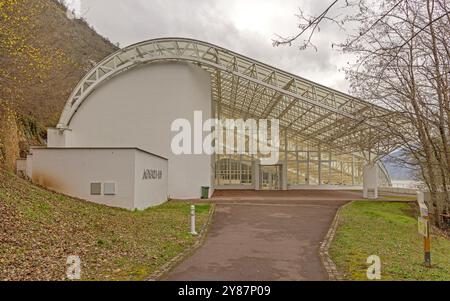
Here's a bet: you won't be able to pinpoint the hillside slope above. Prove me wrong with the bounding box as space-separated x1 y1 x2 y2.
0 169 210 280
0 0 118 164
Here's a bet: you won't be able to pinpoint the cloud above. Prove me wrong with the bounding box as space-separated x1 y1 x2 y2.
79 0 351 91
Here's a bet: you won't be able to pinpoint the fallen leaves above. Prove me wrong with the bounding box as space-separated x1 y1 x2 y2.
0 169 210 280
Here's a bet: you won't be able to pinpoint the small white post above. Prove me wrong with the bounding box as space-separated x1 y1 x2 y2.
190 205 198 236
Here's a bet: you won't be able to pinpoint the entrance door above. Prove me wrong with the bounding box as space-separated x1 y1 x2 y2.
260 165 282 190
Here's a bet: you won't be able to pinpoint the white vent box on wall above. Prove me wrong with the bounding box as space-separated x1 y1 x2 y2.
103 183 116 196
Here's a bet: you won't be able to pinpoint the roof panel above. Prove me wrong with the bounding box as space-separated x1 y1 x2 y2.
59 37 395 155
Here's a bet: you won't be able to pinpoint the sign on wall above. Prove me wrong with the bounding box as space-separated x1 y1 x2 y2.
143 169 163 180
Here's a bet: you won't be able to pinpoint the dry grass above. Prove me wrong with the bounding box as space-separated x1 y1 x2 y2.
0 169 210 281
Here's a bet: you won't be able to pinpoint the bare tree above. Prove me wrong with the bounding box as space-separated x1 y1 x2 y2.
273 0 341 50
275 0 450 228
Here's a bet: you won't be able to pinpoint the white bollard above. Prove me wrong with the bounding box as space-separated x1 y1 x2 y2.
190 205 198 236
417 190 425 204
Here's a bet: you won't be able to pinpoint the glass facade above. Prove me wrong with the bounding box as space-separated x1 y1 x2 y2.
213 130 391 188
215 155 253 186
284 150 361 186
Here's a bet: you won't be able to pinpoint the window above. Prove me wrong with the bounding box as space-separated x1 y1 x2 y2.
90 183 102 195
215 155 253 186
104 183 116 196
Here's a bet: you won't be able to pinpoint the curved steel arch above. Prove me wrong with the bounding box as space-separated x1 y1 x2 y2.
59 37 392 155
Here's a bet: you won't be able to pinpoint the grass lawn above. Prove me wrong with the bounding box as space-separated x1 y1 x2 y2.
330 201 450 280
0 169 211 281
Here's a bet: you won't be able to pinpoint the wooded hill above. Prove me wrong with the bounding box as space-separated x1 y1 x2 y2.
0 0 117 170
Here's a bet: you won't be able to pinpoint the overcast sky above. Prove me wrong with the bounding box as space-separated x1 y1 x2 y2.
70 0 352 92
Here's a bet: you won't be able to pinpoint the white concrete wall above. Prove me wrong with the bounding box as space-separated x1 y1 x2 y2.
288 185 362 190
30 148 168 210
31 148 136 210
363 164 379 199
26 154 33 179
253 160 261 191
65 62 212 199
47 128 68 147
134 150 168 210
379 187 418 195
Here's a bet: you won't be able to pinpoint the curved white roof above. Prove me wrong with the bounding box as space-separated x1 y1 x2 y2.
59 37 393 155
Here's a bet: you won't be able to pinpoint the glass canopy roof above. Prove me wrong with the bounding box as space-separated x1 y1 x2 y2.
58 37 394 185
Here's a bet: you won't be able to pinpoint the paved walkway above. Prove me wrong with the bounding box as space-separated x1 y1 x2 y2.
165 190 362 281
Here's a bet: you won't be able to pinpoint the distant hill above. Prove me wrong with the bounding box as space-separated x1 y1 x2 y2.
382 150 418 181
0 0 118 161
